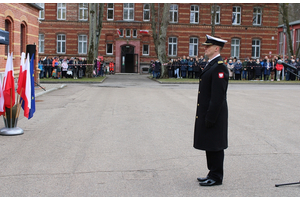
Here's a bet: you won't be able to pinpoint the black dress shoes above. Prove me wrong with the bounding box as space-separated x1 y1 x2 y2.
199 178 222 186
197 176 209 182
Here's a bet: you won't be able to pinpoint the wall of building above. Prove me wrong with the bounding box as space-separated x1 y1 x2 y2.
39 3 279 73
0 3 40 76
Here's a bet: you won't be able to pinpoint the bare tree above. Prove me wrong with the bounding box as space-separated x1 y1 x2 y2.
87 3 104 77
150 3 170 78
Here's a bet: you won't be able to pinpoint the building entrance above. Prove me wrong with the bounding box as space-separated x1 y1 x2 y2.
121 45 138 73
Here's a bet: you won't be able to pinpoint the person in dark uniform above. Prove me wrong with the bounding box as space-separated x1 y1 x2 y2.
194 35 229 187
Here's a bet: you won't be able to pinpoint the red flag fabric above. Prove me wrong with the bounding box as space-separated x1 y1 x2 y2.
17 52 26 95
2 53 15 109
0 76 5 116
139 30 149 34
117 29 121 36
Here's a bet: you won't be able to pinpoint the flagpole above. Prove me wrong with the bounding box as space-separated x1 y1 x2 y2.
10 88 12 128
14 88 23 128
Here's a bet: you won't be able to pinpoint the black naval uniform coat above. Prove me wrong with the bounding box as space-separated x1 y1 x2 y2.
193 56 229 152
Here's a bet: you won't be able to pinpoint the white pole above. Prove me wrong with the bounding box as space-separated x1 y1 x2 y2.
282 32 285 81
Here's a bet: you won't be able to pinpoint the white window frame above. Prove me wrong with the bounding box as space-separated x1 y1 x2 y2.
57 34 66 54
123 3 134 21
143 44 149 56
107 3 114 21
37 3 45 20
231 38 240 58
106 43 113 55
168 37 177 57
253 7 262 26
169 4 178 23
296 29 300 55
143 4 150 21
232 6 241 25
119 28 124 37
211 5 220 25
190 5 199 24
126 29 131 38
57 3 66 20
79 3 88 21
78 35 87 54
38 34 44 53
133 29 137 38
189 37 198 57
252 39 261 59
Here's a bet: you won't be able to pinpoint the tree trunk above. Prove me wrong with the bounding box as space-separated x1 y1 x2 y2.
150 3 158 56
280 3 294 57
87 3 104 77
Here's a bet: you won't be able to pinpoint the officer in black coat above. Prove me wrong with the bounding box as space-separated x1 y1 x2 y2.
194 35 229 186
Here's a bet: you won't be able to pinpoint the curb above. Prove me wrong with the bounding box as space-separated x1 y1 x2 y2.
35 84 67 97
39 76 107 84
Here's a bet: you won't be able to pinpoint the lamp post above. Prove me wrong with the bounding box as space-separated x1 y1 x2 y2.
282 25 287 80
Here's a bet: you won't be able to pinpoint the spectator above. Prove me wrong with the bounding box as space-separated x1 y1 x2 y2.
194 57 201 79
242 58 248 80
270 58 276 81
38 57 44 79
43 56 52 78
173 59 180 79
227 59 234 80
61 57 68 78
168 60 173 78
263 58 271 81
188 57 194 78
73 58 78 79
275 60 283 81
254 59 262 80
234 60 242 80
153 59 161 79
180 55 188 78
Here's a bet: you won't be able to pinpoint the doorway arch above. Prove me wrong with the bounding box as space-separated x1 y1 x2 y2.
120 44 138 73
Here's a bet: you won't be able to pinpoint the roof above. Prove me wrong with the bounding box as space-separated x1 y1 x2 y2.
27 3 44 10
278 20 300 27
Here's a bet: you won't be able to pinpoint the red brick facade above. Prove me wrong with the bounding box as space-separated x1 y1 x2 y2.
0 3 41 77
39 3 279 73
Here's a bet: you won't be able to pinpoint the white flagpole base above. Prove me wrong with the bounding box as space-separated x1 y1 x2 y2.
0 127 24 136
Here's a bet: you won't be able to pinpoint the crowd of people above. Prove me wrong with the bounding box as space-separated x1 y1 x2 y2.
38 56 115 79
150 55 300 81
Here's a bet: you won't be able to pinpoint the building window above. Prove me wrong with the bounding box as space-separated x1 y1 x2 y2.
119 28 124 37
39 34 44 53
20 23 26 54
143 44 149 55
252 39 260 59
211 5 220 25
253 7 262 26
143 4 150 21
106 44 113 55
107 3 114 20
232 6 241 25
57 34 66 54
36 3 45 20
169 4 178 23
126 29 131 37
296 29 300 56
231 38 240 58
168 37 177 56
57 3 66 20
189 37 198 57
79 3 88 21
190 5 199 24
78 35 87 54
133 29 137 37
5 19 12 56
123 3 134 21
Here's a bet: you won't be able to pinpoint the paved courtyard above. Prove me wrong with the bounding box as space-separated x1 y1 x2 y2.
0 75 300 196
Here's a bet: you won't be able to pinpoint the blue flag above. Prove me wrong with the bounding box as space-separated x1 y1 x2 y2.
28 54 35 119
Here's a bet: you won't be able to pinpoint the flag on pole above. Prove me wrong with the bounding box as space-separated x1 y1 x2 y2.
2 52 15 109
139 30 149 34
22 53 31 118
117 29 121 36
17 52 26 95
28 54 35 119
0 76 5 116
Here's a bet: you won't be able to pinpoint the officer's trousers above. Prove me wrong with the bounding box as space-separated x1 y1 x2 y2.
206 150 224 183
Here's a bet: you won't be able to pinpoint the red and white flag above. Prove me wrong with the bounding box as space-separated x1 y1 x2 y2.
22 53 31 118
117 29 121 36
139 30 149 34
17 52 26 95
2 52 15 109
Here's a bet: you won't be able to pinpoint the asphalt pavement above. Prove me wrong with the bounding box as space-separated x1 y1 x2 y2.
0 74 300 197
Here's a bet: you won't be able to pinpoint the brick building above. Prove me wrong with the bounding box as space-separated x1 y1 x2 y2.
0 3 42 77
39 3 279 73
